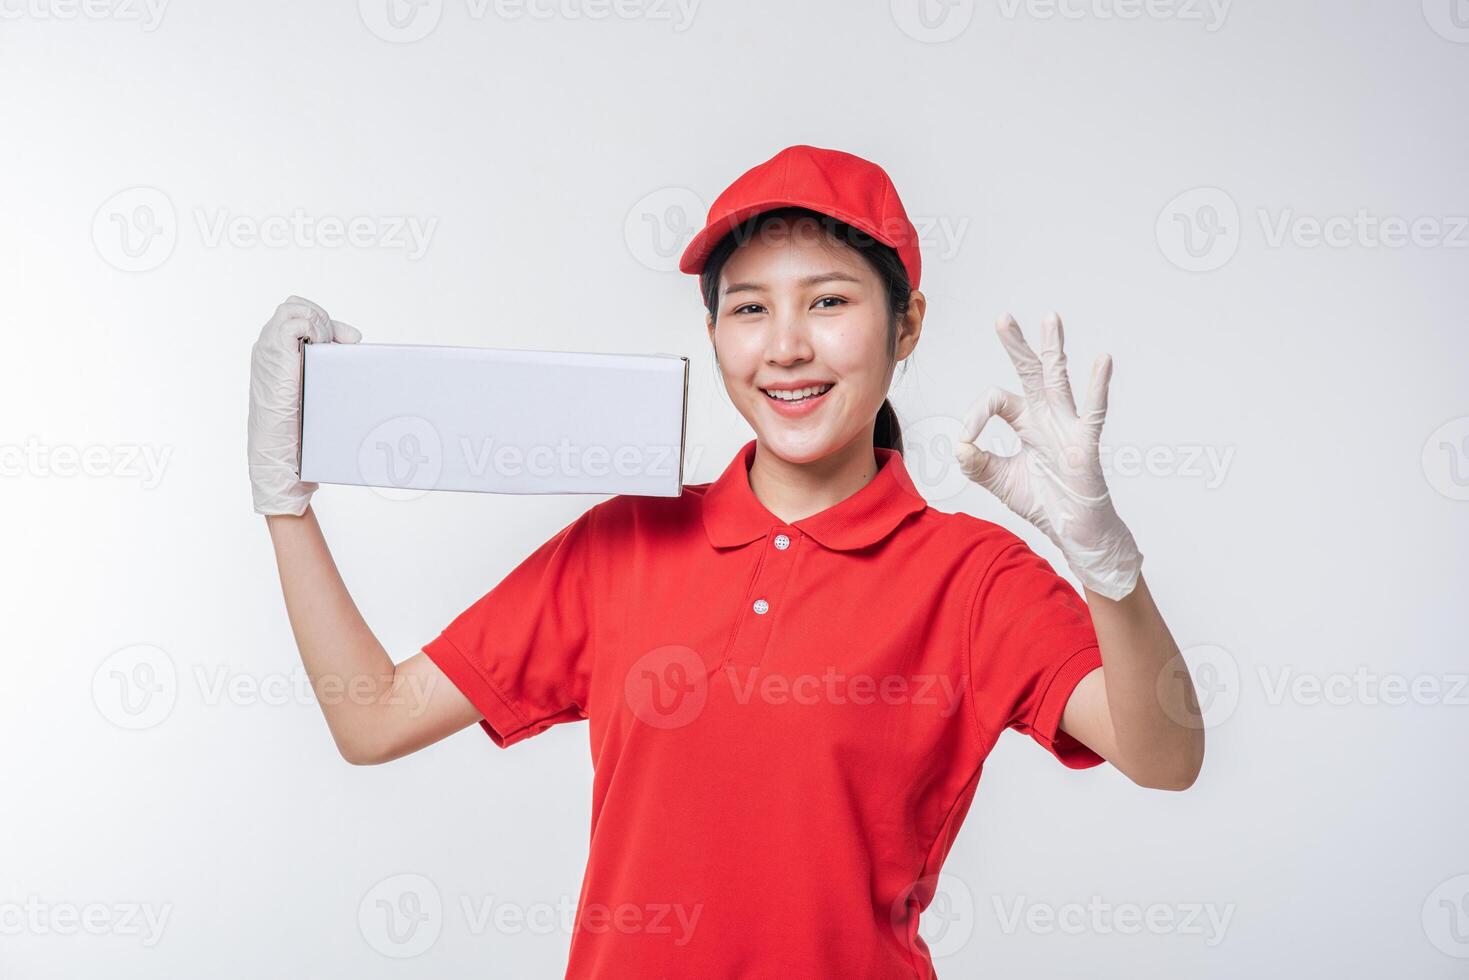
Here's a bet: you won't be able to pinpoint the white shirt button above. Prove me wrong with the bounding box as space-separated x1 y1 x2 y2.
774 534 791 551
752 598 770 615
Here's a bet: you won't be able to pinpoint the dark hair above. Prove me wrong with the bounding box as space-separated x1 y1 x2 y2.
698 206 912 455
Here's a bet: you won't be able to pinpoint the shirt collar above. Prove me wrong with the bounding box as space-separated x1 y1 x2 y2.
700 438 929 551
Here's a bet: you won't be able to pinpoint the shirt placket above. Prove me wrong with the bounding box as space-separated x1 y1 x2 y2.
722 526 801 668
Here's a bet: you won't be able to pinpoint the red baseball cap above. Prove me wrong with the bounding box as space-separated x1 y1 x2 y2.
678 144 923 290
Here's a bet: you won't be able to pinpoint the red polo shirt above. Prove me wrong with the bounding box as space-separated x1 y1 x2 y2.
423 438 1105 979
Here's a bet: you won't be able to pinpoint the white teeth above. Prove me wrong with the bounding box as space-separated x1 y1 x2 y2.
763 383 833 402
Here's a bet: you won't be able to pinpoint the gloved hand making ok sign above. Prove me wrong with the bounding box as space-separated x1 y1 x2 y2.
955 313 1144 601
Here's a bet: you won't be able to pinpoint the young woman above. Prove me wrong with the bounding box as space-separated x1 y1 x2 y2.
247 144 1203 979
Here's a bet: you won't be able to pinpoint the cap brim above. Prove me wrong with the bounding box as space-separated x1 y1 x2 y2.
677 198 901 277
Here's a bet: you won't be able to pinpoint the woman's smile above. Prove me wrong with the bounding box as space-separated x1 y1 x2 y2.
759 380 836 418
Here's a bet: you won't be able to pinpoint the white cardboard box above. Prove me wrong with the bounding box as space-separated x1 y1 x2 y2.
297 342 688 496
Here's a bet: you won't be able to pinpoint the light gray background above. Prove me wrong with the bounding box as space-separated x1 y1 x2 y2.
3 1 1467 977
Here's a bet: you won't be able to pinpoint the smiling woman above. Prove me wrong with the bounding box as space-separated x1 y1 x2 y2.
250 143 1201 980
695 204 917 457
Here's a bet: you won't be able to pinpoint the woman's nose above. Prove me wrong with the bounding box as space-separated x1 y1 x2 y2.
764 313 814 364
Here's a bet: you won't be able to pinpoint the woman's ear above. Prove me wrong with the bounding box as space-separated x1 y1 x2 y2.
896 289 925 359
706 310 716 345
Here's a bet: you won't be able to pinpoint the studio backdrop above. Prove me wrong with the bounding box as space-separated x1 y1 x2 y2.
2 2 1466 977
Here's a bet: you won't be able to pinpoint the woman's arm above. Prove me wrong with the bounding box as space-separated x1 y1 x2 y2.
266 507 481 765
956 312 1204 789
248 296 481 765
1060 574 1204 790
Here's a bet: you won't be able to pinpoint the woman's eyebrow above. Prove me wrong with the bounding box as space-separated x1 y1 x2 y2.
723 271 863 296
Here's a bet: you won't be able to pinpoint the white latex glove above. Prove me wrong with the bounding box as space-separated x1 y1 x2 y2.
248 295 361 516
955 313 1143 601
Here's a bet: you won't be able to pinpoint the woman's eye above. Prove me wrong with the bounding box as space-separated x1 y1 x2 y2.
732 303 764 316
813 296 848 309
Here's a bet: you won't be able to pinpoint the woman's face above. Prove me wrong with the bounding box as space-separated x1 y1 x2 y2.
706 216 921 465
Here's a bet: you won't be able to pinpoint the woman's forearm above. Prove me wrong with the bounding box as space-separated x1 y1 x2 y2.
1080 573 1205 789
265 505 397 763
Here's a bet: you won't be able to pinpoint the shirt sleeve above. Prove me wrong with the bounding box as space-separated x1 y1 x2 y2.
421 507 597 748
967 534 1106 769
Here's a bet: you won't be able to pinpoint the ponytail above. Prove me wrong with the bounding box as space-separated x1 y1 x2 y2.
874 398 903 454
